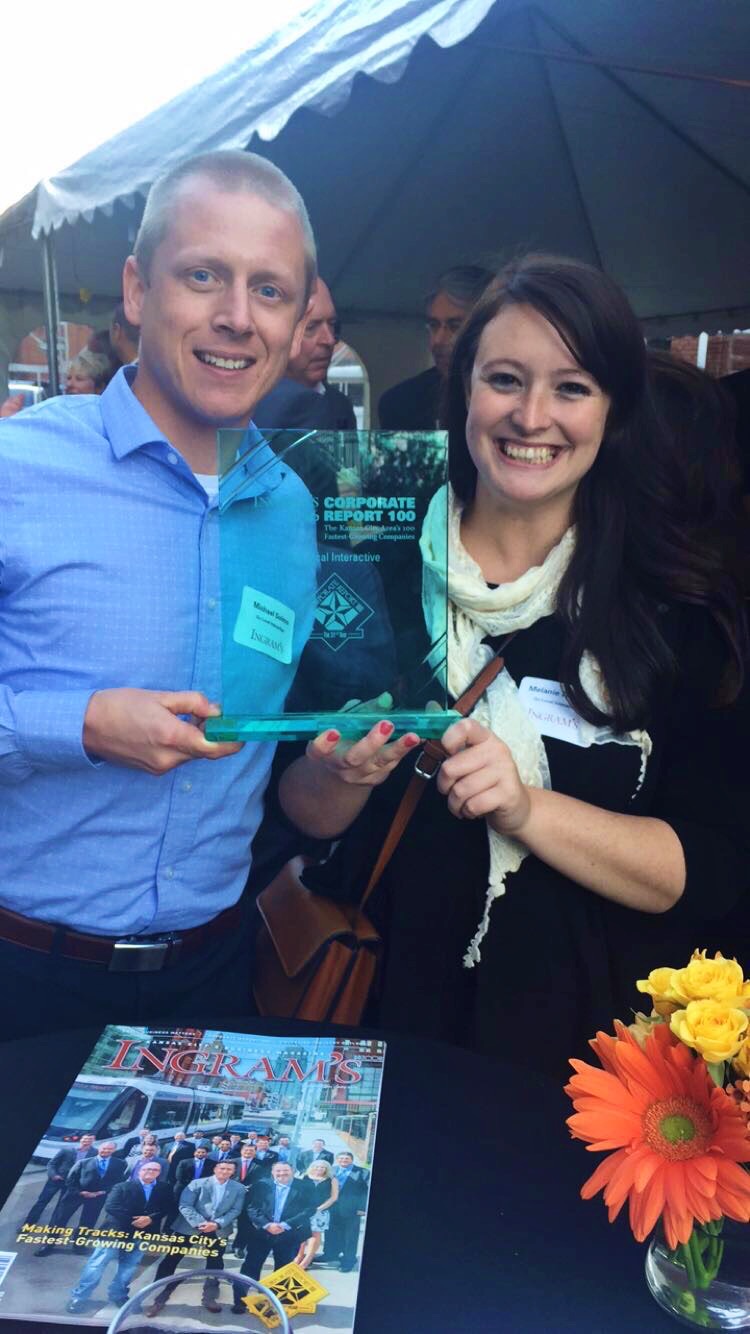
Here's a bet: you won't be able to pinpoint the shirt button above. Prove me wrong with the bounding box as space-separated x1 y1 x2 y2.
207 598 217 610
164 867 175 880
167 451 178 465
181 780 192 793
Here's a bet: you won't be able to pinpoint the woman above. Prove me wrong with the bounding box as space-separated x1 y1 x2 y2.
279 255 749 1076
65 348 112 395
294 1160 339 1269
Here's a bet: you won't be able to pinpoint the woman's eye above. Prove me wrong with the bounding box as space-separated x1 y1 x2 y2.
487 372 519 390
558 381 592 397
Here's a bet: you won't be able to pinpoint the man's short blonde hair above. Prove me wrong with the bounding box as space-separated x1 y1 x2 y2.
133 149 317 308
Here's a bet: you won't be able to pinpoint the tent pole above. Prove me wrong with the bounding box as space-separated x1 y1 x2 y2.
40 231 61 397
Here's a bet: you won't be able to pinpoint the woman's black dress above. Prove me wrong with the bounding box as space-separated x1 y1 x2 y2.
300 604 750 1078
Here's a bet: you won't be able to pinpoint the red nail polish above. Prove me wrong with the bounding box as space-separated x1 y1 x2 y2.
379 721 394 736
326 730 340 743
404 734 419 748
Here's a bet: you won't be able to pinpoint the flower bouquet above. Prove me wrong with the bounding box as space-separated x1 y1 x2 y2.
565 950 750 1330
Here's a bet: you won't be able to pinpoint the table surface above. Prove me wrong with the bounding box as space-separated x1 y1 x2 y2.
0 1017 678 1334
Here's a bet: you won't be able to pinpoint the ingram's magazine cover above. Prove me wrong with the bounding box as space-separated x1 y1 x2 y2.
0 1025 385 1330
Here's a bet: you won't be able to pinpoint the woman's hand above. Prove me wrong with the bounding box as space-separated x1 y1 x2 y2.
305 720 420 790
437 718 531 835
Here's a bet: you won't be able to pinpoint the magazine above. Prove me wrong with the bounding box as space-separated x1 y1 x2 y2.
0 1025 385 1330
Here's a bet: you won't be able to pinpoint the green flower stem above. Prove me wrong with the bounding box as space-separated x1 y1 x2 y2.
689 1229 712 1290
679 1237 699 1290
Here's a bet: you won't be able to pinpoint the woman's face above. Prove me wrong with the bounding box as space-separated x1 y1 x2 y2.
66 368 97 394
310 1163 327 1181
465 303 611 520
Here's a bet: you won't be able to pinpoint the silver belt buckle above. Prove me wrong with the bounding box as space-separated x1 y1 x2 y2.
109 934 180 973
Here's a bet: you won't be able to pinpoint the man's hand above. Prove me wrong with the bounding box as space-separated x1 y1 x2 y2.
83 689 243 775
265 1223 285 1234
198 1221 218 1233
132 1215 152 1228
437 718 531 835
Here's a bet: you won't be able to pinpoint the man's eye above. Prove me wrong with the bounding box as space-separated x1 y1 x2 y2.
257 283 281 300
304 322 322 336
189 269 214 284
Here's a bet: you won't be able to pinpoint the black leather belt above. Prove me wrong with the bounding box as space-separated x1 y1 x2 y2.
0 902 244 972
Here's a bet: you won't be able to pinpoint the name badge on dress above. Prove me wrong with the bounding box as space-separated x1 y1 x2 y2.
233 586 295 664
518 677 596 748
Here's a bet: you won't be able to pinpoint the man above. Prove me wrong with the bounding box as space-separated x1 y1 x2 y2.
325 1152 369 1272
253 1134 278 1171
25 1134 96 1226
145 1160 245 1316
173 1143 211 1191
227 1132 244 1157
254 277 356 431
232 1161 315 1310
233 1142 269 1258
234 1143 266 1188
275 1134 294 1165
109 301 140 366
166 1142 211 1227
0 149 320 1037
166 1130 195 1178
35 1141 127 1253
209 1136 234 1163
66 1161 171 1314
296 1138 333 1173
378 265 492 429
125 1141 168 1181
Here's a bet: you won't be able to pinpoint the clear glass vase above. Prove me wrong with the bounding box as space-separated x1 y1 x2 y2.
645 1220 750 1329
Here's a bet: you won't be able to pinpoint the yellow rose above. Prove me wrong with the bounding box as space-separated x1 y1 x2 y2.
670 1000 749 1063
733 1039 750 1079
670 951 749 1007
636 967 682 1016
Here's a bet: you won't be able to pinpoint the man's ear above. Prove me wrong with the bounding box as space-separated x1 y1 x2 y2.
289 294 314 362
122 255 145 329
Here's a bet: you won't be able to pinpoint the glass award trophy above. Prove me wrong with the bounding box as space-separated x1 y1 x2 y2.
204 427 456 742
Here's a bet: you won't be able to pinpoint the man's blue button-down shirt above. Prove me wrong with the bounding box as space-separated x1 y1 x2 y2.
0 368 317 935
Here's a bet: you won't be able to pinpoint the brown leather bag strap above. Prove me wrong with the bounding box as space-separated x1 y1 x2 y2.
359 632 518 908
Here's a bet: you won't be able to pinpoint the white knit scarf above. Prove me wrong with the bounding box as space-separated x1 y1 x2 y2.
420 484 652 967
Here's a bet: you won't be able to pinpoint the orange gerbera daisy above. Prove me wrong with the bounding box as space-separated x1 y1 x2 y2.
565 1021 750 1250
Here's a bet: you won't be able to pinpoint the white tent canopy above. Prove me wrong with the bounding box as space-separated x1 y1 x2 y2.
1 0 749 398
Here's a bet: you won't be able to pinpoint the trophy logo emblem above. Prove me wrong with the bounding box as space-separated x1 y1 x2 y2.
311 573 374 652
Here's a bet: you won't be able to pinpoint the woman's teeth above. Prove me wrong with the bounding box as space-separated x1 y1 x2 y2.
500 441 558 464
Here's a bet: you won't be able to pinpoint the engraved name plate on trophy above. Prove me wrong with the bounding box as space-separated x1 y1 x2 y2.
204 427 455 741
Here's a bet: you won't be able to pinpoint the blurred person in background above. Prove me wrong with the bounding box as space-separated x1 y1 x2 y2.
254 277 355 430
109 301 140 365
378 264 492 429
66 348 112 394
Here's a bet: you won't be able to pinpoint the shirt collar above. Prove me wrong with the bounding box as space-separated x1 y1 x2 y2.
100 365 171 460
101 366 284 503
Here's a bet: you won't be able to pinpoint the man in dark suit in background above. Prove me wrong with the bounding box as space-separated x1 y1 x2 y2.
231 1162 315 1310
254 278 356 432
378 265 492 429
326 1151 369 1272
209 1137 234 1163
296 1138 334 1173
25 1134 96 1226
167 1144 211 1225
35 1141 128 1251
165 1130 194 1174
